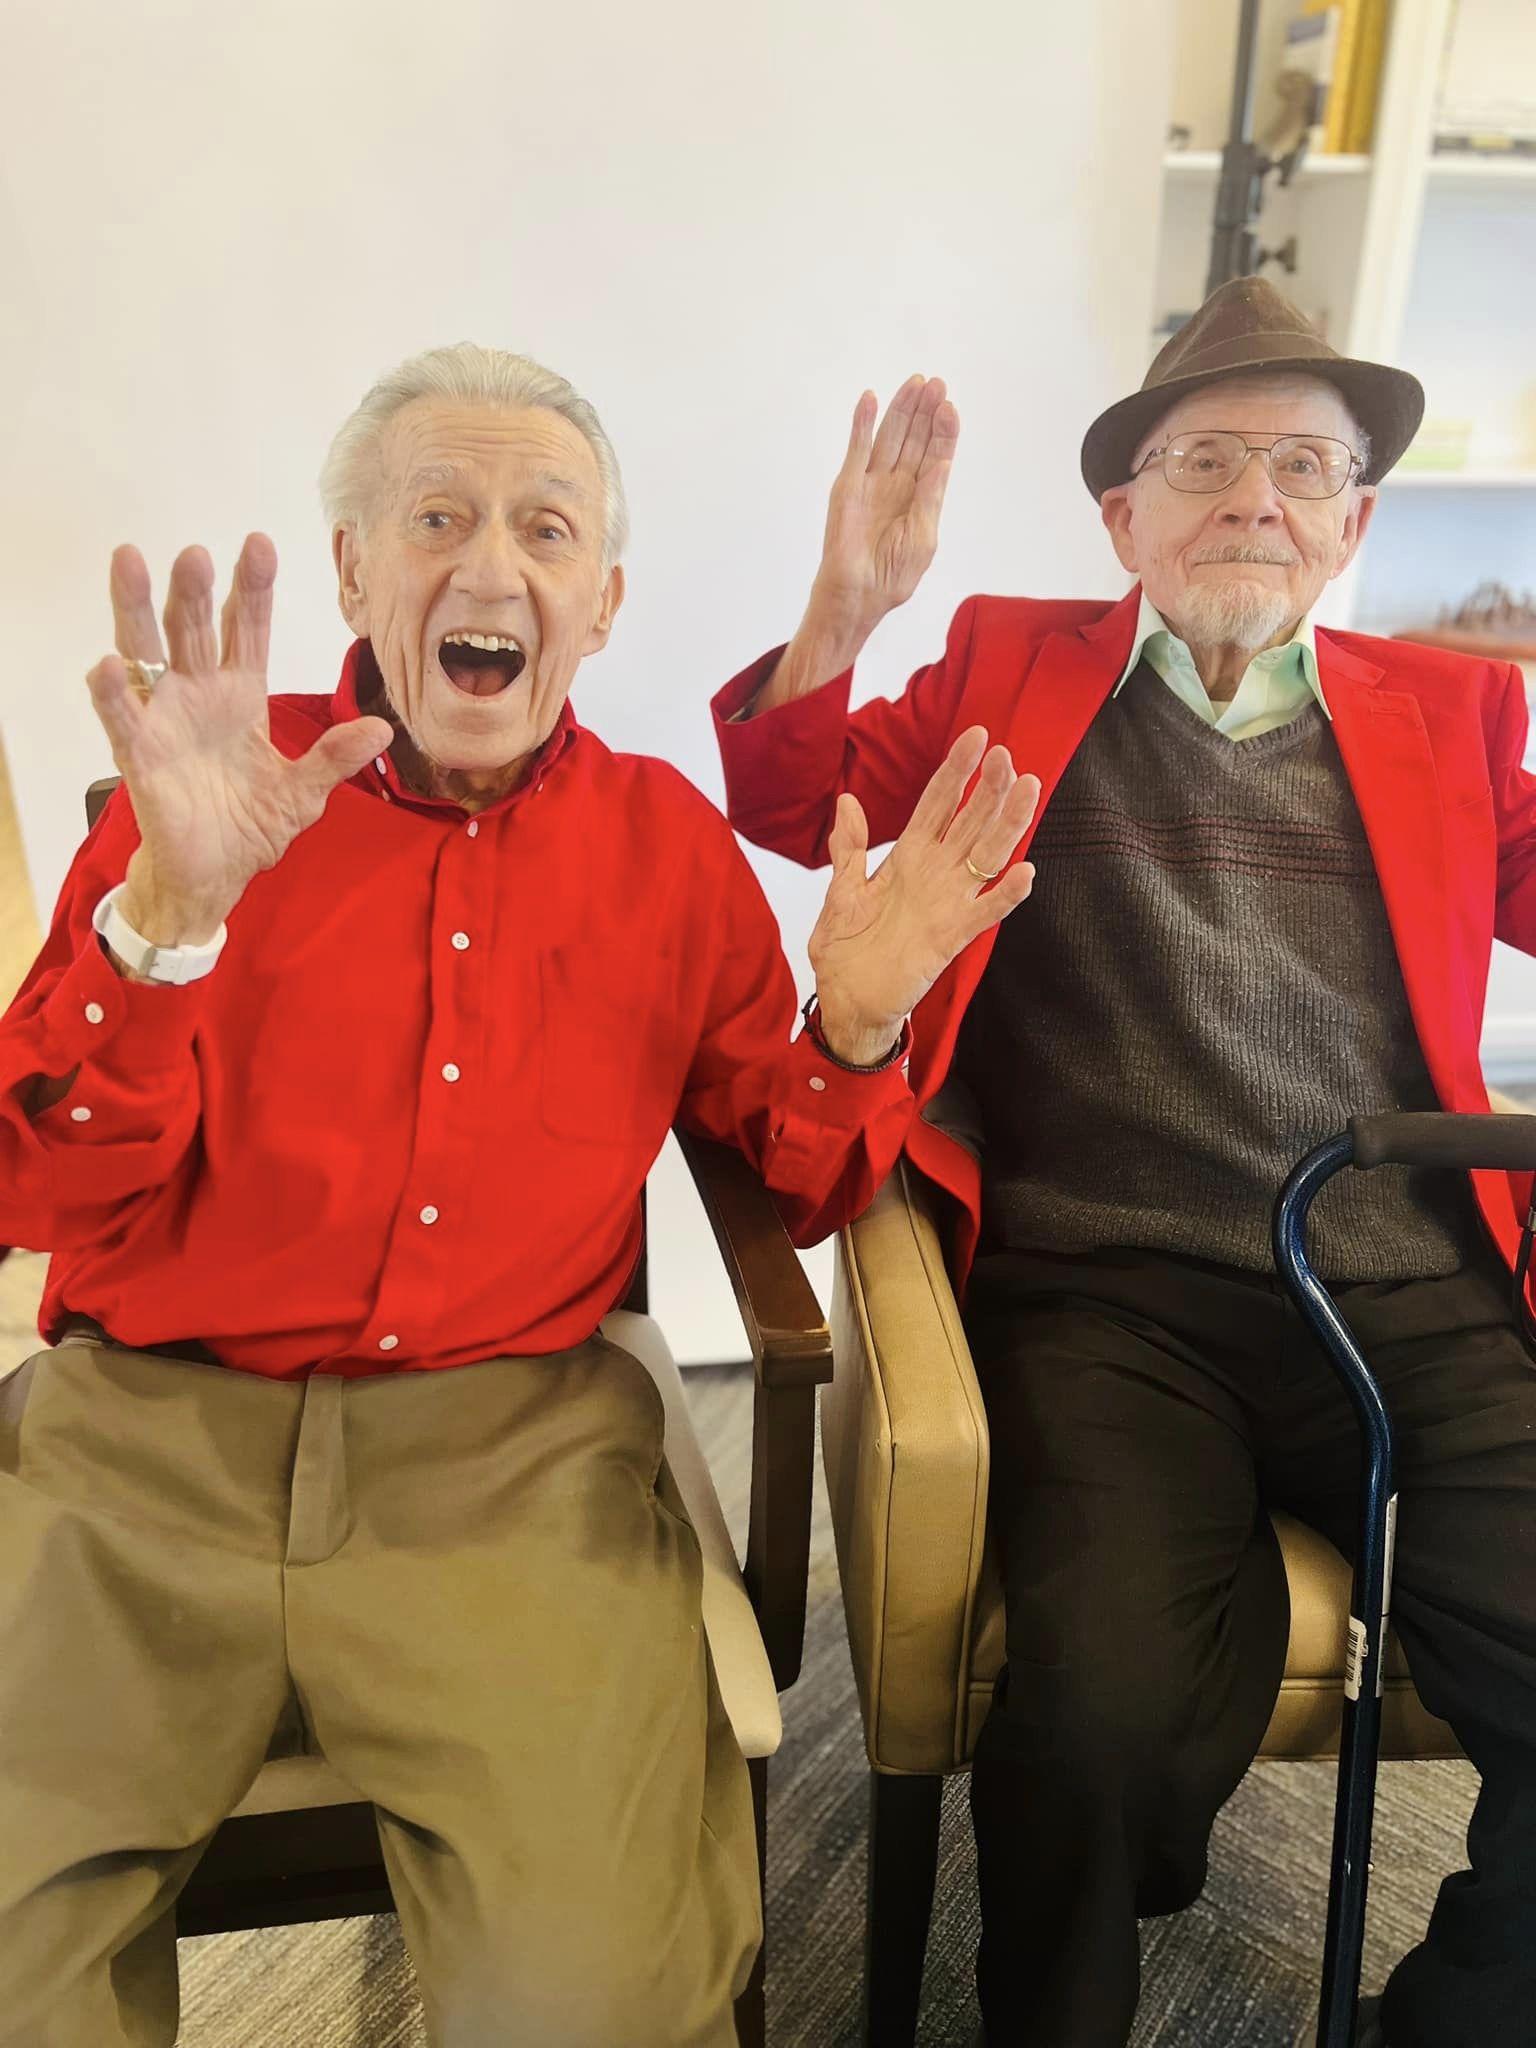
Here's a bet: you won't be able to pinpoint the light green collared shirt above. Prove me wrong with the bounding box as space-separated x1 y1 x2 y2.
1113 591 1330 741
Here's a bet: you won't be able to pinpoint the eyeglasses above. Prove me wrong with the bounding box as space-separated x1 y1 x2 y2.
1132 431 1364 500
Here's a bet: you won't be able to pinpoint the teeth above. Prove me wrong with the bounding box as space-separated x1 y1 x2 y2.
442 631 522 653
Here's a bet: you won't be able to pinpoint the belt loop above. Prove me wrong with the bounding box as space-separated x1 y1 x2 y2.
285 1374 349 1567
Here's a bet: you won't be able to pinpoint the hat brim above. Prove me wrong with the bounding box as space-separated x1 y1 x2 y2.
1079 354 1425 499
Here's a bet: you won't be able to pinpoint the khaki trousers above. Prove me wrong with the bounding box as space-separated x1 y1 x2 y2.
0 1332 758 2048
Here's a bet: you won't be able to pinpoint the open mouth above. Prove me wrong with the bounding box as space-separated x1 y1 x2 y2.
438 632 528 698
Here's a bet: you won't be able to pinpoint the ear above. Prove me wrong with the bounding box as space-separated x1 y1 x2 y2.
333 525 370 636
582 564 626 657
1099 485 1140 575
1331 485 1378 577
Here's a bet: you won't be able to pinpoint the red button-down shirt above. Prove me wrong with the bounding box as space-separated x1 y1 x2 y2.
1 644 914 1378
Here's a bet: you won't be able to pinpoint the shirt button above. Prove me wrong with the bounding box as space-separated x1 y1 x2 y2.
84 1003 105 1024
375 758 387 775
419 1205 439 1225
441 1062 461 1082
466 820 479 838
451 931 470 951
808 1076 827 1093
70 1104 93 1121
377 1334 399 1351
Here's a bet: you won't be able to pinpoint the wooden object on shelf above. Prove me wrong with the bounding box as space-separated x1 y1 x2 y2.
1285 1 1341 151
1392 582 1536 658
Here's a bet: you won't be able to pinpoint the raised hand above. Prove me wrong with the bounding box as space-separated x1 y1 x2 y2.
751 377 960 717
808 727 1039 1067
811 375 960 648
87 537 394 948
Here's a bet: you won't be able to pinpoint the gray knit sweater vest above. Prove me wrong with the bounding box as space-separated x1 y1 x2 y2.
954 664 1470 1280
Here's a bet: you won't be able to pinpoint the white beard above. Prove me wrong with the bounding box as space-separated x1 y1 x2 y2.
1169 581 1295 654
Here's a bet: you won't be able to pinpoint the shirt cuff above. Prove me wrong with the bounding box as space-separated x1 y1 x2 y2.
710 651 856 730
784 1019 912 1116
33 931 213 1079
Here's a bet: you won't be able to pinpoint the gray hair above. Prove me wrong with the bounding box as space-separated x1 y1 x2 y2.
320 343 629 571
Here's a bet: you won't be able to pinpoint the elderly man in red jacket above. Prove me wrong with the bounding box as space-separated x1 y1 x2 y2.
0 344 1039 2048
713 280 1536 2048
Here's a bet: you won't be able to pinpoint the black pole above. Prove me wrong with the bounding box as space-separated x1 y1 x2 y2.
1273 1136 1397 2048
1206 0 1265 293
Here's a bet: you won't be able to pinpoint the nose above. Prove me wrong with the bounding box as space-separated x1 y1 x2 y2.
452 518 530 603
1213 447 1286 526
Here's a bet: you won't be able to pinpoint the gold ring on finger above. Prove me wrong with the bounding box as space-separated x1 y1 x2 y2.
126 658 168 698
965 854 1002 883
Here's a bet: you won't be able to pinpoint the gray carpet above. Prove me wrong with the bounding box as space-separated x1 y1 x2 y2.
0 1252 1479 2046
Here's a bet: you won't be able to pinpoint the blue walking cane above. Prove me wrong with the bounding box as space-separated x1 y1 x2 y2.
1272 1111 1536 2048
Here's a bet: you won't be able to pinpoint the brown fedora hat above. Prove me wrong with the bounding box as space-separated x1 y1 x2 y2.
1080 275 1424 499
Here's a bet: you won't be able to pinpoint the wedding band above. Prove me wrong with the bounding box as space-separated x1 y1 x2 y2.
126 658 167 697
965 854 1001 883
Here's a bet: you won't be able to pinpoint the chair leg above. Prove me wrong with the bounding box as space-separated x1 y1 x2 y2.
733 1754 768 2048
863 1769 942 2048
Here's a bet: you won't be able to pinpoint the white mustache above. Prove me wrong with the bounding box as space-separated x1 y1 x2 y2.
1189 545 1300 567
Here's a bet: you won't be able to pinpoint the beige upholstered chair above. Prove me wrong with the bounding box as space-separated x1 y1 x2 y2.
27 777 840 2048
825 1160 1463 2045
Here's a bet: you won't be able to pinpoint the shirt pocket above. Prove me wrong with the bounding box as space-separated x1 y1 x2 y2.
537 942 669 1144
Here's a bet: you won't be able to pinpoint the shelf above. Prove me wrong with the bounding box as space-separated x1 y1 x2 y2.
1385 469 1536 489
1163 151 1536 192
1163 150 1371 179
1428 153 1536 188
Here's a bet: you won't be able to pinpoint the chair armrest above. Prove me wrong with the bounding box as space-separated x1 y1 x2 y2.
673 1128 832 1392
674 1128 832 1693
825 1161 991 1774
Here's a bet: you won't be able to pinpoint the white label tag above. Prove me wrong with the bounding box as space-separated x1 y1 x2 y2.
1379 1493 1399 1699
1345 1615 1370 1702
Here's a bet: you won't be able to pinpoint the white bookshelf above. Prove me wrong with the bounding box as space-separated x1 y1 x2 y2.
1158 0 1536 638
1160 0 1536 1072
1427 152 1536 186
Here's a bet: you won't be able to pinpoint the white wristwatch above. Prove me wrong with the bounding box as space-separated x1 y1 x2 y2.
91 883 228 986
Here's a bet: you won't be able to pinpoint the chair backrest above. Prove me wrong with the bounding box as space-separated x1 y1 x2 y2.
85 777 119 832
79 774 651 1313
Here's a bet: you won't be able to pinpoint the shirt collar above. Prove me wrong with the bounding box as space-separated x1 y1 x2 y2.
332 639 580 816
1110 588 1329 720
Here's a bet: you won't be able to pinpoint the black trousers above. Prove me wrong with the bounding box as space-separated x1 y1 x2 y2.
963 1242 1536 2048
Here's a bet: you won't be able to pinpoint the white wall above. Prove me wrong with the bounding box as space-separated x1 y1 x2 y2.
0 0 1174 1361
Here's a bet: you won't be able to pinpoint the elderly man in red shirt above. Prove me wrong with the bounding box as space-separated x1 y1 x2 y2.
0 344 1038 2048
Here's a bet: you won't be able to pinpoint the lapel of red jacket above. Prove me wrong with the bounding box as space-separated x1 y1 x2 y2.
909 587 1141 1105
1318 630 1477 1105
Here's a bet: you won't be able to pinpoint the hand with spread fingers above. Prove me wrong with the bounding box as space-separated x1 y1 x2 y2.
752 376 959 716
808 726 1039 1067
87 536 395 951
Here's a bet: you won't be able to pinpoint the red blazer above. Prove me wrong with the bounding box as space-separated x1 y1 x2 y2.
713 585 1536 1287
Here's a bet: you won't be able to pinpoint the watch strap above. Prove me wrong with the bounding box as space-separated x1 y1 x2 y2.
91 883 228 986
800 994 908 1073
